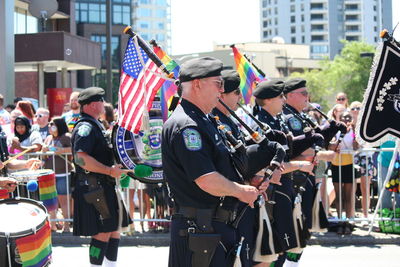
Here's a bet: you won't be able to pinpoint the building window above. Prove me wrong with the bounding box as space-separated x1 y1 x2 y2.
345 15 359 21
158 22 165 29
310 3 323 10
311 35 324 42
346 25 359 31
274 7 278 15
346 36 359 41
290 15 295 23
345 4 358 10
275 18 278 24
302 36 305 43
311 24 324 31
301 14 304 22
275 28 278 35
14 7 38 34
311 45 328 53
290 5 295 12
263 20 268 27
156 0 167 5
262 0 268 8
113 4 130 25
139 21 150 28
291 26 296 34
291 37 296 43
263 31 268 38
91 35 120 69
301 25 305 32
301 3 304 11
311 14 323 20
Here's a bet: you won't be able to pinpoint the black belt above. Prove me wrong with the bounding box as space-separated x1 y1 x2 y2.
175 206 237 224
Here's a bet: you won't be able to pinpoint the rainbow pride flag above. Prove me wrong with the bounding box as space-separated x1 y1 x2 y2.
38 174 58 212
0 189 9 199
153 45 180 121
231 46 264 104
15 221 52 267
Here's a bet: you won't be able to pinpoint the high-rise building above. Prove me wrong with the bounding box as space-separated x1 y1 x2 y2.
260 0 393 59
75 0 132 100
132 0 171 52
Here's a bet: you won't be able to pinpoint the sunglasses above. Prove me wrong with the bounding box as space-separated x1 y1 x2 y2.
351 107 361 111
337 98 346 101
293 90 309 97
210 79 224 89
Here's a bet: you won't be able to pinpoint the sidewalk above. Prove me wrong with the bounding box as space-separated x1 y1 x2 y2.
52 225 400 247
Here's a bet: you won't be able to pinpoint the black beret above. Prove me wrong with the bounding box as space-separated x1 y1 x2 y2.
284 78 307 94
178 57 223 83
253 80 284 99
221 70 240 93
78 87 105 105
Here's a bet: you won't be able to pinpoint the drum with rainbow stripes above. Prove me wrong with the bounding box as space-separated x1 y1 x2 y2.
0 197 52 267
10 169 58 212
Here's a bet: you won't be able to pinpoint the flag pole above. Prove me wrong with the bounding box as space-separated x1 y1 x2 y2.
123 26 174 78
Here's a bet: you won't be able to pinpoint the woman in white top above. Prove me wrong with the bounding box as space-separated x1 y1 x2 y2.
9 116 42 156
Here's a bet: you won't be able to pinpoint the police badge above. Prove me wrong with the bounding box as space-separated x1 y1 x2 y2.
357 38 400 145
112 100 163 183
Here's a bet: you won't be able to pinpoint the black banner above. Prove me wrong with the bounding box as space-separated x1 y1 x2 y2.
358 41 400 144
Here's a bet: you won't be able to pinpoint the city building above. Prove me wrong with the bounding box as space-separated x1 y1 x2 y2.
173 42 321 79
132 0 171 52
260 0 393 59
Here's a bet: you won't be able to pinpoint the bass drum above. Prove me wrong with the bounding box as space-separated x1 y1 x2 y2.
112 99 163 184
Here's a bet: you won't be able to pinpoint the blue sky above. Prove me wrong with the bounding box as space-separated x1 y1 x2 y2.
170 0 400 55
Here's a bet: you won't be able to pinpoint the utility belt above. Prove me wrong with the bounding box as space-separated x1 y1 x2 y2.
76 171 113 220
173 205 233 267
174 205 238 232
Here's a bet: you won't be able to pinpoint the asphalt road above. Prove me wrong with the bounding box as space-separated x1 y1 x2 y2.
49 244 400 267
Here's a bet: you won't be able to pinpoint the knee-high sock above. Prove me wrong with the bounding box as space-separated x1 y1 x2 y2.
105 238 120 262
103 257 118 267
89 238 108 265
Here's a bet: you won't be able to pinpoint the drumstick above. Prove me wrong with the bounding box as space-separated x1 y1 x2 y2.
2 147 33 166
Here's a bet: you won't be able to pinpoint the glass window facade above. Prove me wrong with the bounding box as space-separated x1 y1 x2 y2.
91 35 120 68
14 7 38 34
76 0 131 25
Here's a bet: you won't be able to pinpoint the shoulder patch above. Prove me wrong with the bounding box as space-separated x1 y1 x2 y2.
77 123 92 137
182 128 202 151
288 117 302 131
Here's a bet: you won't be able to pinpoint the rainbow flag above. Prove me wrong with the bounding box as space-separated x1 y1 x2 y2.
153 45 180 121
38 174 58 212
15 221 52 267
231 46 264 104
0 189 9 199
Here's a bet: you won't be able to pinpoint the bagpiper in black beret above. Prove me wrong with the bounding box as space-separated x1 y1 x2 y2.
178 57 223 83
253 80 284 99
221 70 241 94
283 78 307 94
78 87 105 105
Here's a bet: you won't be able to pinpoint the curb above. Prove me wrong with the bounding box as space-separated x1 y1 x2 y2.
52 229 400 247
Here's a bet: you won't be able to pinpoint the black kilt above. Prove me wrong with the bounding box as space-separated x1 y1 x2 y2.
72 179 130 236
273 175 298 252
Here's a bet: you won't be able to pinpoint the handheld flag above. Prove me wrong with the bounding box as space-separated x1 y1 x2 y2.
231 45 264 104
152 41 180 121
357 37 400 145
118 36 165 133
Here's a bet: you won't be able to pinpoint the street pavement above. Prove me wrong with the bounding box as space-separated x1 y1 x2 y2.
51 244 400 266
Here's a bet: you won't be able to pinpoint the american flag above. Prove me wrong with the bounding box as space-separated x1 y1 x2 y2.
118 37 165 133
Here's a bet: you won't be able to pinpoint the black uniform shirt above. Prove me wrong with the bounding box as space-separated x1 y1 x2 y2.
256 108 281 131
282 104 310 136
162 99 241 209
71 113 114 173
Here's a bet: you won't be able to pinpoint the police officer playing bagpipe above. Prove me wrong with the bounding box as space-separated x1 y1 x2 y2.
280 78 345 266
162 57 275 267
211 70 286 267
253 80 325 267
71 87 132 267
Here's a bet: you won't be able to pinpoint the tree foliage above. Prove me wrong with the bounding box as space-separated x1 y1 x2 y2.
290 40 376 110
